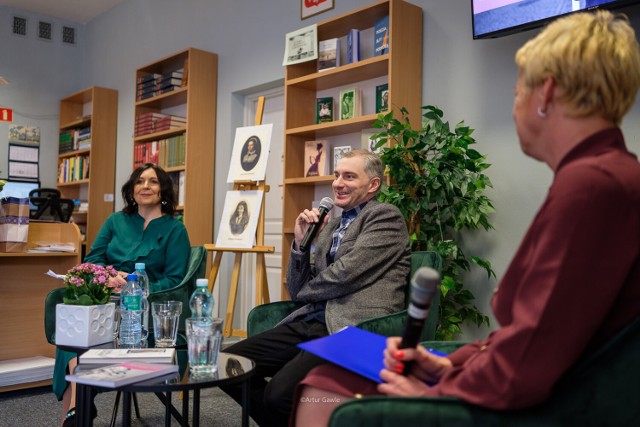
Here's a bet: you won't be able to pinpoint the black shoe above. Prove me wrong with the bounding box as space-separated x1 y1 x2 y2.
62 402 98 427
225 357 244 376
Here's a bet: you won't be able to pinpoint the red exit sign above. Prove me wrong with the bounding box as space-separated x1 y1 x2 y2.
0 108 13 122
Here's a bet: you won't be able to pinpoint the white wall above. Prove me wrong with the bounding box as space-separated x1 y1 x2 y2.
2 0 640 339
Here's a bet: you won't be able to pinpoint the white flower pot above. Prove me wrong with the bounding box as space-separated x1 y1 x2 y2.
55 302 115 347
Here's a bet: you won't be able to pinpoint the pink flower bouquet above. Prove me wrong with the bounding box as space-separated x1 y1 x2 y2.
63 262 119 305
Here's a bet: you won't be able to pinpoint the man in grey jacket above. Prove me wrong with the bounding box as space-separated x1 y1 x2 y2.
222 149 411 426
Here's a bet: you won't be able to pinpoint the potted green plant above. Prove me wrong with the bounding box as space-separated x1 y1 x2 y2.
56 262 120 347
373 105 495 340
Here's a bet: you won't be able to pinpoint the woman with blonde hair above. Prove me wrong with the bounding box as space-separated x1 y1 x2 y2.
293 10 640 426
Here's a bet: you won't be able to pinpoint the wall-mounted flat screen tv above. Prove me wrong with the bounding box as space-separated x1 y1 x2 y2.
472 0 640 39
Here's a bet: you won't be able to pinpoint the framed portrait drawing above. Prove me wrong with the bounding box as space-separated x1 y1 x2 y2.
215 190 264 249
301 0 334 20
227 123 273 183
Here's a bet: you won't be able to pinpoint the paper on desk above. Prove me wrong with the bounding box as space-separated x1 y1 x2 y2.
28 241 76 253
47 270 66 280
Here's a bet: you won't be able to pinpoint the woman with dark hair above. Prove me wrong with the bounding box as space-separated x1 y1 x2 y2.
56 163 191 426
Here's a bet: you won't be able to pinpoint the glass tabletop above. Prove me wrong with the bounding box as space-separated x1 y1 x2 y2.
74 352 255 392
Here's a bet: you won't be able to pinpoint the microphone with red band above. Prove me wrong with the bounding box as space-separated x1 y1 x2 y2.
299 197 334 252
398 266 440 375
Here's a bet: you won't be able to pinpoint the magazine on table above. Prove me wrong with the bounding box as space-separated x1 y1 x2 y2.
66 362 179 388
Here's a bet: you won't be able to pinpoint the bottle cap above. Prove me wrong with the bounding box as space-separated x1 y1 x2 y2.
135 262 145 270
196 278 208 287
127 273 138 281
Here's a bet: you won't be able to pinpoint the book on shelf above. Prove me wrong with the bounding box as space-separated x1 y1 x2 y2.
346 29 360 64
316 97 334 124
66 362 179 388
168 171 185 206
157 134 186 169
376 83 389 113
304 140 329 177
374 15 390 56
79 348 176 365
318 38 340 71
333 145 352 170
339 88 361 120
361 128 384 154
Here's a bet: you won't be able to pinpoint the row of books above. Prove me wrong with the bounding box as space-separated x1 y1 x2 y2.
133 141 159 167
59 127 91 153
133 135 186 169
317 15 389 72
136 68 185 101
135 112 186 137
303 140 354 178
316 83 388 124
57 155 90 183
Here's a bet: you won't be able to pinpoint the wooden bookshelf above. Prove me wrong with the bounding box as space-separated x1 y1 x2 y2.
132 48 217 246
281 0 423 295
58 87 118 250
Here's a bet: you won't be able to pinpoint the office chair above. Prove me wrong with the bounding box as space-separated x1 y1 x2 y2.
29 188 75 222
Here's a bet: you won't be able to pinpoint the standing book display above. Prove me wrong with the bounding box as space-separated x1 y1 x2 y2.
204 96 275 338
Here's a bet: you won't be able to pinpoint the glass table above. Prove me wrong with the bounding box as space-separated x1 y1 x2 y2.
59 338 255 427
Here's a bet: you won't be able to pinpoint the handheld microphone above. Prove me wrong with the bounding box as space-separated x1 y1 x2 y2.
398 267 440 374
299 197 334 252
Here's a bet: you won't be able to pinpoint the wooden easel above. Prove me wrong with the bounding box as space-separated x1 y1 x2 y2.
204 96 275 338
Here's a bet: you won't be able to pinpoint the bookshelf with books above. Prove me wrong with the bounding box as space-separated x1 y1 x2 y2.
57 86 118 250
281 0 423 295
132 48 217 246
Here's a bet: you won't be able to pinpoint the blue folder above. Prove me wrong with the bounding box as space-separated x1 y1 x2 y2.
298 326 387 383
299 326 449 384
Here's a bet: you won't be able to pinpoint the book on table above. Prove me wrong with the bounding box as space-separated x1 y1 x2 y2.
66 362 179 388
79 348 176 365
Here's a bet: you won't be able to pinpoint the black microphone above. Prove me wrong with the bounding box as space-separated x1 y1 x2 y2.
398 267 440 374
299 197 334 252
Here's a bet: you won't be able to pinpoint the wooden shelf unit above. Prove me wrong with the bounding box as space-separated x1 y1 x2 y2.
133 48 217 246
58 86 118 250
0 222 82 392
281 0 423 293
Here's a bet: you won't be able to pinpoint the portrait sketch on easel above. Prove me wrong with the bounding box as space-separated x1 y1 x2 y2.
215 190 264 249
227 124 273 182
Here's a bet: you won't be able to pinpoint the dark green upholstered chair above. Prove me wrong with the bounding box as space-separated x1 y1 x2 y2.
329 315 640 427
147 245 207 332
247 251 442 340
44 245 207 342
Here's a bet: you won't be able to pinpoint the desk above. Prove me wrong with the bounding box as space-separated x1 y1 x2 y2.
74 352 255 427
0 221 81 391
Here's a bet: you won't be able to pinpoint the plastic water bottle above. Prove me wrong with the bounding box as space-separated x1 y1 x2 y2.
134 263 150 340
189 278 214 319
120 273 143 347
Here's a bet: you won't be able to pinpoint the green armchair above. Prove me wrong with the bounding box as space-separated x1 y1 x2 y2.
329 315 640 426
147 245 207 331
247 251 442 340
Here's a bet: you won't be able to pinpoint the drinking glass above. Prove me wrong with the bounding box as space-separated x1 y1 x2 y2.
186 318 224 376
151 301 182 347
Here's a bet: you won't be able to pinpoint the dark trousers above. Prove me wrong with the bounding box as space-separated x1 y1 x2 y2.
220 320 329 427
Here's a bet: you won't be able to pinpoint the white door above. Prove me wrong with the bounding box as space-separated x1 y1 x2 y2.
237 87 285 327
